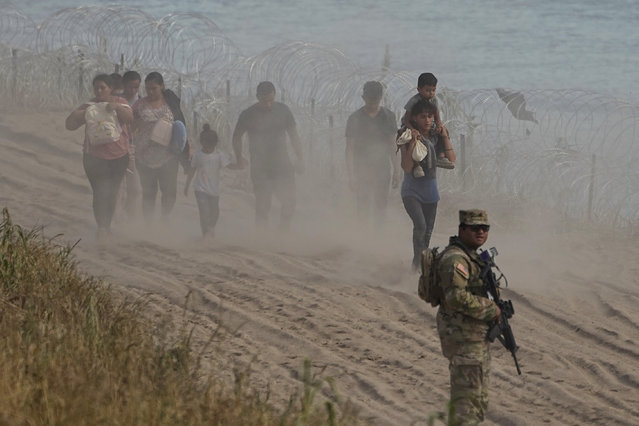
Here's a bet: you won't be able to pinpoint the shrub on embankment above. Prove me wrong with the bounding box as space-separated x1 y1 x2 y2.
0 208 361 425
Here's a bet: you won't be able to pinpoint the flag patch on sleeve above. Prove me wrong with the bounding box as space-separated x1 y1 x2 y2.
454 262 469 279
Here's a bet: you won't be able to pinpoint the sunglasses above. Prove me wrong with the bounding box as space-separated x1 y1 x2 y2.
467 224 490 232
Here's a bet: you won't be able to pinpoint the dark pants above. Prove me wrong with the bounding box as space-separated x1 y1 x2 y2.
194 191 220 236
137 157 179 221
122 154 141 218
402 196 438 269
355 166 391 227
83 153 129 231
252 172 296 230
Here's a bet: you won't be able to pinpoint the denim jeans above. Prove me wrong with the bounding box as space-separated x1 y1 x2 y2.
194 191 220 236
83 153 129 231
136 157 179 221
402 196 438 269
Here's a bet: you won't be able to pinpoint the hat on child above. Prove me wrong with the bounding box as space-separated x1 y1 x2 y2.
459 209 490 226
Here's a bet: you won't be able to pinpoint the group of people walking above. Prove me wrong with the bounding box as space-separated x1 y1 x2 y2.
346 73 455 271
65 70 455 262
66 71 305 240
65 71 188 238
66 70 505 424
345 73 502 425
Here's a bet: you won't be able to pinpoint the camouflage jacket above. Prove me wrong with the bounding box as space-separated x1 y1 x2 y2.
436 236 499 344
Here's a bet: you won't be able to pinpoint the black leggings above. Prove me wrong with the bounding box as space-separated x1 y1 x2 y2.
83 153 129 230
136 157 179 221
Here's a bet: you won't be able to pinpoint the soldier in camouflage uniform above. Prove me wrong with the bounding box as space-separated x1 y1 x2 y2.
436 209 501 425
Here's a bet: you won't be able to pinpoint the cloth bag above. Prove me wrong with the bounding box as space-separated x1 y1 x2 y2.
412 139 429 162
396 128 429 162
150 117 173 147
84 102 122 146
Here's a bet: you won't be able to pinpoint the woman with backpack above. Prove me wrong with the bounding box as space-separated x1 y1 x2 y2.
131 71 189 224
65 73 133 240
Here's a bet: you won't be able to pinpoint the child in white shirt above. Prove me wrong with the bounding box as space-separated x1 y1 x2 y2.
184 124 231 237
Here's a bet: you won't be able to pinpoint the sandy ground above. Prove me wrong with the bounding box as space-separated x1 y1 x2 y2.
1 108 639 425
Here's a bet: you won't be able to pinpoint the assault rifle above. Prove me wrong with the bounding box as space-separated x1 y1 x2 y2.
479 247 522 375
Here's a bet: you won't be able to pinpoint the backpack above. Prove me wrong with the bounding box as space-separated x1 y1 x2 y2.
85 102 122 146
417 247 443 307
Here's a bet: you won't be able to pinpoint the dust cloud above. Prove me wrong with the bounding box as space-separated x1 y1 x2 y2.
2 104 639 425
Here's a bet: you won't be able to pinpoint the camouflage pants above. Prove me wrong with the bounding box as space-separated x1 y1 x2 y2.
442 341 491 425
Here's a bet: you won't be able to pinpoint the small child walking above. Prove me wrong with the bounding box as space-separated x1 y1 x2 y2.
184 124 231 238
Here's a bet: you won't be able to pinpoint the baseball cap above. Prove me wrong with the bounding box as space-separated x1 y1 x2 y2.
459 209 490 226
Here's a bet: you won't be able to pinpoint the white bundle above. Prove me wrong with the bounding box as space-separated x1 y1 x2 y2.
85 102 122 146
396 128 429 162
396 127 429 163
412 139 428 162
396 128 412 145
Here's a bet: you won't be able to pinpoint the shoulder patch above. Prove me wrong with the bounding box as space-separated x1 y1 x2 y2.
454 262 469 279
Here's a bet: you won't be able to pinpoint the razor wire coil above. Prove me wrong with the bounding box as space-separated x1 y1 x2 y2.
1 2 639 227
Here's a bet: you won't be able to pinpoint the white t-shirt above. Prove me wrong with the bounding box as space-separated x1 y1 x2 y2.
190 149 231 196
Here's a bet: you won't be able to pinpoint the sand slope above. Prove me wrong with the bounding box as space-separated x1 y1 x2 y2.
1 109 638 425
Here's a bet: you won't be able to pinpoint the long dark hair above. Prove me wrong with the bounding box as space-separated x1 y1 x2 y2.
409 99 437 133
144 71 164 86
92 73 113 88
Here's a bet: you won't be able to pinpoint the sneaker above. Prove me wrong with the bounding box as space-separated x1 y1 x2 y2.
436 158 455 169
413 165 425 178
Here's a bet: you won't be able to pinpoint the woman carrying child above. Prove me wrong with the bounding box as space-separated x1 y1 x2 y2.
184 124 231 238
399 99 455 271
65 73 133 239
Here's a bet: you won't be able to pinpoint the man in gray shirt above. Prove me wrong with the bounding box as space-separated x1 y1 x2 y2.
232 81 304 230
345 81 399 226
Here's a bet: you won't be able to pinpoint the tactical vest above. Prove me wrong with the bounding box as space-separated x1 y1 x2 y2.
439 237 493 303
419 237 492 308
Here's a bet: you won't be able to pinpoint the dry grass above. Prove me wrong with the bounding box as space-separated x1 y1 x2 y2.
0 208 363 425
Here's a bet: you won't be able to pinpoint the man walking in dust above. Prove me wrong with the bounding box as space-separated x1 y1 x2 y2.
232 81 304 230
345 81 400 226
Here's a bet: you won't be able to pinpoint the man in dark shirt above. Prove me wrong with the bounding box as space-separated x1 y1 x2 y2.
232 81 304 230
345 81 399 226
